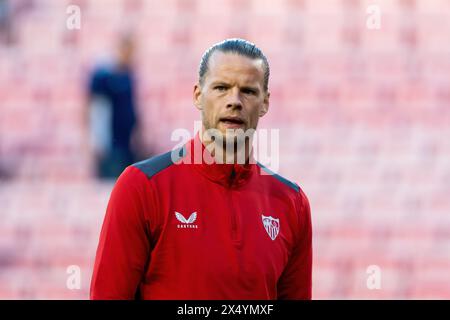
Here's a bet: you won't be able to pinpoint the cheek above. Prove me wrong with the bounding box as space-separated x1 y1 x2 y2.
248 104 263 124
202 97 220 125
204 97 221 118
249 115 260 128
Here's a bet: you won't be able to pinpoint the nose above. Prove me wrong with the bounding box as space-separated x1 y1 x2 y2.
226 88 242 110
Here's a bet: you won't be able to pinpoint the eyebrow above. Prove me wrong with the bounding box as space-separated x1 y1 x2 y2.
210 81 260 93
241 86 259 93
210 81 230 87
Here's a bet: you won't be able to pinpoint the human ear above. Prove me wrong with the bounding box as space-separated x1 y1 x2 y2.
193 84 203 111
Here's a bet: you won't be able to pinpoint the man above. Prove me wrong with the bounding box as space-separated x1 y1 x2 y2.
90 39 312 299
88 35 139 178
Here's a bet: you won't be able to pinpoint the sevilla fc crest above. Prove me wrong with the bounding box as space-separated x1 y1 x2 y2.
262 215 280 241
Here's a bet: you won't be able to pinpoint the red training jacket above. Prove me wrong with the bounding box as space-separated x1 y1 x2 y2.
90 134 312 299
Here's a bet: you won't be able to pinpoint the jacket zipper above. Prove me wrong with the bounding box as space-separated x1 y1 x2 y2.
228 169 239 243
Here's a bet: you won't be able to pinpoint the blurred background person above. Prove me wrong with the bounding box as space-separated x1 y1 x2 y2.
0 0 12 45
87 34 140 179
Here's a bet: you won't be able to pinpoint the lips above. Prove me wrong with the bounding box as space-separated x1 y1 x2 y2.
219 116 245 126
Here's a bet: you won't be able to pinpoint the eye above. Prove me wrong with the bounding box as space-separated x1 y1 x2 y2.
214 85 227 91
242 88 256 95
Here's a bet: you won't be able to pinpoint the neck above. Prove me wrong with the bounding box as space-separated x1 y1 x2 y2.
199 126 253 165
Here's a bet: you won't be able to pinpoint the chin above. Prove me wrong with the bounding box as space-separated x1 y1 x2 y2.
223 128 252 145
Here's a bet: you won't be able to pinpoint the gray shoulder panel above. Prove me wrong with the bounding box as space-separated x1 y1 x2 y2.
132 146 185 179
257 162 300 193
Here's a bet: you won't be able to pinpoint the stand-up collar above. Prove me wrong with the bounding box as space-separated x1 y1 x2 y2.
181 133 256 189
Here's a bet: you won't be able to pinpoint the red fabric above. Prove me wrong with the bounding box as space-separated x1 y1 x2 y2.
90 135 312 300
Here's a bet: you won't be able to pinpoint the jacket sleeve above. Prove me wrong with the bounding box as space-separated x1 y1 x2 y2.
90 166 151 299
277 188 313 300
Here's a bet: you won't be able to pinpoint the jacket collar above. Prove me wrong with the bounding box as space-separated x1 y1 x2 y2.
182 132 256 189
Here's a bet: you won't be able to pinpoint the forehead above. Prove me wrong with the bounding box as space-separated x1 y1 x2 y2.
205 51 265 85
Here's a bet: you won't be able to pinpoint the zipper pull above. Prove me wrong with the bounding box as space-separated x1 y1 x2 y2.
229 167 236 187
